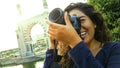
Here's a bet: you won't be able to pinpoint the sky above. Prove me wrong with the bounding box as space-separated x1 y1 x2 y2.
0 0 86 52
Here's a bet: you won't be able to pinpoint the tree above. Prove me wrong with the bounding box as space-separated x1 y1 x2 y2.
87 0 120 41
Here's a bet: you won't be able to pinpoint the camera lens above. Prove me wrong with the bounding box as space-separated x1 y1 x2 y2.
48 8 81 36
48 8 65 24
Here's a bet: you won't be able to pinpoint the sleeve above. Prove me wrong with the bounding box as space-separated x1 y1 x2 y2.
107 42 120 68
43 49 62 68
43 49 54 68
68 41 104 68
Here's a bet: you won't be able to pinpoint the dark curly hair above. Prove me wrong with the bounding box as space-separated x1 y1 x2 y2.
64 2 111 43
59 2 111 68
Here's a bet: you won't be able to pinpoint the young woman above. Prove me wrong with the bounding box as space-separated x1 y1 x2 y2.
44 2 120 68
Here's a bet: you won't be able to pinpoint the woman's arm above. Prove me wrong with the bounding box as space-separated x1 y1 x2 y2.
43 49 54 68
43 49 62 68
107 42 120 68
68 42 120 68
68 41 103 68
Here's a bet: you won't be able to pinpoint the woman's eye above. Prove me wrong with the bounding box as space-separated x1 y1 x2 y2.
80 19 85 23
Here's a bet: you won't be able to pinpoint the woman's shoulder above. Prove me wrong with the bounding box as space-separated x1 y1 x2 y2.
103 42 120 53
104 42 120 48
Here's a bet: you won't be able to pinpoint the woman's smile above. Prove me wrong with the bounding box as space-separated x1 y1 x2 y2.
81 31 87 38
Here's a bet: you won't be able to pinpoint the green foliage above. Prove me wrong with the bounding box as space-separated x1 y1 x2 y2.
87 0 120 41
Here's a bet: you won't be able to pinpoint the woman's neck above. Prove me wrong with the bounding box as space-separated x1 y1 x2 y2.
87 39 102 57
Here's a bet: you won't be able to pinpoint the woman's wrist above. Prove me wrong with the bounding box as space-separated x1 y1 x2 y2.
49 44 55 49
69 37 82 48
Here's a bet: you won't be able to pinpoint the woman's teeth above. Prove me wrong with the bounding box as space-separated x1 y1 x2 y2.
81 32 86 36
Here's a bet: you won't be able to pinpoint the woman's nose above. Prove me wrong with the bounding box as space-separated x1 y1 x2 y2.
80 26 86 31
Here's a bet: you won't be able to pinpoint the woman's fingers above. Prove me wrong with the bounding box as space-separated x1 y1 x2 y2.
46 20 65 39
48 29 56 38
46 20 63 29
64 12 72 26
46 14 81 47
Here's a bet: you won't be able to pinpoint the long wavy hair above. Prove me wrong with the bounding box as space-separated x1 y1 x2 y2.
65 2 111 43
59 2 111 68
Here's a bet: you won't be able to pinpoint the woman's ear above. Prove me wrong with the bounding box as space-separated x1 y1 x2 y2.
94 24 96 28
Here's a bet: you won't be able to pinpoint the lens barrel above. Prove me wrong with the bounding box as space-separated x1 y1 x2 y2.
48 8 81 35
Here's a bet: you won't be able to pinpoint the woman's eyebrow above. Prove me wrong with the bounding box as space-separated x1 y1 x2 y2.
78 16 85 19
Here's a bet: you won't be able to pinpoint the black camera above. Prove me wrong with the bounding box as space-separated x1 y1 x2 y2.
48 8 81 35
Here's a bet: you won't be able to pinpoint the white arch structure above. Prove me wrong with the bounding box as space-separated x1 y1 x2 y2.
16 12 48 57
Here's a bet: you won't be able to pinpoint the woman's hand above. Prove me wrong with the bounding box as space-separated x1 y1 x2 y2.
47 12 82 48
48 36 55 49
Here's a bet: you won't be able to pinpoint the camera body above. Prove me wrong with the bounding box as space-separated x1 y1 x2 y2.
48 8 80 35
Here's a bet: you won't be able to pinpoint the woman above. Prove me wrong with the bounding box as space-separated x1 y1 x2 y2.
43 2 120 68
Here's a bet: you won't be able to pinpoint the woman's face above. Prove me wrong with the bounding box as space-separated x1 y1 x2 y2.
69 9 96 45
